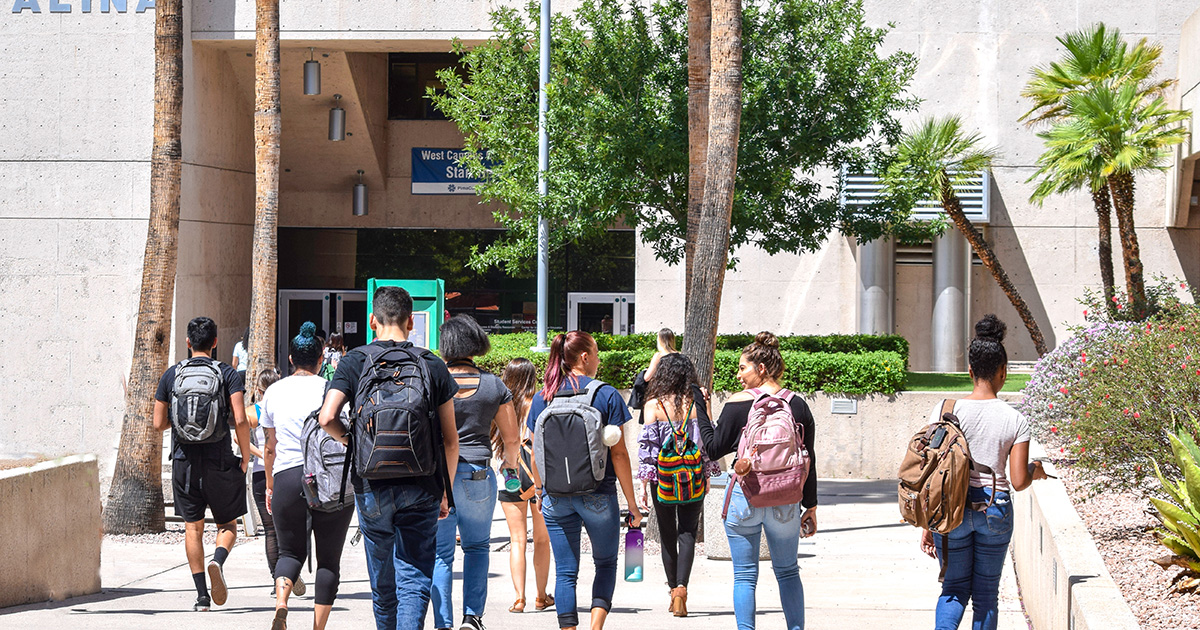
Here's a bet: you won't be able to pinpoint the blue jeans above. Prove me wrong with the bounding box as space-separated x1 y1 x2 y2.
932 486 1014 630
433 462 498 628
540 492 620 628
355 482 441 630
724 483 806 630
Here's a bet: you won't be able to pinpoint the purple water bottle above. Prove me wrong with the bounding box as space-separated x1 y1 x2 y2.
624 515 644 582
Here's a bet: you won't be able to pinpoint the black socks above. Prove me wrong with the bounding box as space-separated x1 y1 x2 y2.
192 571 208 598
213 546 230 566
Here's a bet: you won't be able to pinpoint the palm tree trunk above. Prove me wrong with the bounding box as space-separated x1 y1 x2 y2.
940 181 1049 357
103 0 183 534
682 0 741 388
1107 171 1147 314
1091 186 1117 316
684 0 711 310
248 0 281 380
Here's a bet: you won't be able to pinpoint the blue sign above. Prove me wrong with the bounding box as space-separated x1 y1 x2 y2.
411 147 491 195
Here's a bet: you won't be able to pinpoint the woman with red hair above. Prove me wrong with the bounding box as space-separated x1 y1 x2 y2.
527 331 642 630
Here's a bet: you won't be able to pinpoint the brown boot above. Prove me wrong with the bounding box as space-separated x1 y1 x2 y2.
672 586 688 617
668 587 677 613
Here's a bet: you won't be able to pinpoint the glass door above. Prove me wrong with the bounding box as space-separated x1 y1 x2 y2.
334 291 368 350
567 293 636 335
277 290 331 372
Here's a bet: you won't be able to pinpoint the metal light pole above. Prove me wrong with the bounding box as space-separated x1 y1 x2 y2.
534 0 551 351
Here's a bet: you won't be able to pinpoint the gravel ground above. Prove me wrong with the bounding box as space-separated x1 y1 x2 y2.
1055 462 1199 629
106 521 258 546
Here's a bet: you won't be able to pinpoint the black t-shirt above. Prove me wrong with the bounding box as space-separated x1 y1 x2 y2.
698 391 818 509
330 340 459 494
155 357 244 461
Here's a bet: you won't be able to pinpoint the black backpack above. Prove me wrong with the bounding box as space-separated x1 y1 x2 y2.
350 344 440 480
533 380 608 497
170 358 230 444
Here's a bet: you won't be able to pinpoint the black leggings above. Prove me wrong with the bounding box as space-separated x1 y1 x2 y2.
252 471 279 577
652 494 703 588
272 466 355 606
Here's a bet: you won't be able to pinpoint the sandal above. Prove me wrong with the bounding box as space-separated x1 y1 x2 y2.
509 598 526 613
535 594 555 611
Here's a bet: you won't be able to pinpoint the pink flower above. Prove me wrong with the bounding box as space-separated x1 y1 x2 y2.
1085 411 1091 418
1113 296 1120 302
1084 310 1089 317
1105 393 1111 399
1048 403 1055 410
1080 447 1086 454
1133 411 1141 418
1050 426 1058 433
1170 344 1177 349
1059 387 1069 395
1124 408 1131 415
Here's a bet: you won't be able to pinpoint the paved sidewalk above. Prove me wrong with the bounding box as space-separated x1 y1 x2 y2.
0 480 1025 629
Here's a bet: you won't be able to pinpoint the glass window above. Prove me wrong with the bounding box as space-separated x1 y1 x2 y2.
388 53 463 120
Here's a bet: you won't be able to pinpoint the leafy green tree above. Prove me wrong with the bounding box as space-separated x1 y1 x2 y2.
883 116 1049 356
431 0 920 285
1021 24 1187 316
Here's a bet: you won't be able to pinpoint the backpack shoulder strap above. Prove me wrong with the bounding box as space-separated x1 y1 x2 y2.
583 378 606 405
940 398 956 419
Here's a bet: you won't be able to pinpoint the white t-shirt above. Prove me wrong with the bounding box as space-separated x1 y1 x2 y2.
233 341 249 373
259 374 328 475
927 398 1031 493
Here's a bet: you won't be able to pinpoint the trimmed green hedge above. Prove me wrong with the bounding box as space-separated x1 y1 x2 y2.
477 338 906 395
486 332 909 366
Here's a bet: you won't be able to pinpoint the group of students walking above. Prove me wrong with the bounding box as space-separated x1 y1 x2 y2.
152 285 1042 630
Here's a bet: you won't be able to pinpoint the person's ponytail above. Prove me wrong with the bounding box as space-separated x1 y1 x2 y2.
540 331 597 401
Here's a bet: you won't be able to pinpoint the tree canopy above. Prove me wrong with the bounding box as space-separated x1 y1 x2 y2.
431 0 922 274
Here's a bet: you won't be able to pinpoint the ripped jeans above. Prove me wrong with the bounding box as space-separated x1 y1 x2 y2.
724 483 806 630
540 491 620 628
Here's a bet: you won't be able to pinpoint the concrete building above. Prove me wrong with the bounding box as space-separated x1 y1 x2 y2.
1 0 1199 487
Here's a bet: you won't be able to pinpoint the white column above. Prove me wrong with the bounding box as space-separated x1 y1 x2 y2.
931 230 969 372
858 238 894 334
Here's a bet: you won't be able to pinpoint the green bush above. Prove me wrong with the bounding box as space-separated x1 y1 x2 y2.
508 332 910 366
477 343 906 395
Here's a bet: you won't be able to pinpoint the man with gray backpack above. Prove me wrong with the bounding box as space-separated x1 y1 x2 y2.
151 316 252 612
317 286 460 630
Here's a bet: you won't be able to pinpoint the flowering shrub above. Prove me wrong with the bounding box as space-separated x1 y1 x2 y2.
1022 285 1200 491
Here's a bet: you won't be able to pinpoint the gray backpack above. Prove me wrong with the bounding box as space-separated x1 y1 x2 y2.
533 380 608 497
301 405 354 512
170 358 229 444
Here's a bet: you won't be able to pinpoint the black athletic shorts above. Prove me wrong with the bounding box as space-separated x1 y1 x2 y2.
172 448 248 525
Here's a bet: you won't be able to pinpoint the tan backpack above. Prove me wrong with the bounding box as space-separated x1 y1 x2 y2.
898 399 995 579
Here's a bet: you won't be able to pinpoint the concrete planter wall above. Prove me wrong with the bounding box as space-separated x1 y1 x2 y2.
0 454 102 608
1010 443 1139 630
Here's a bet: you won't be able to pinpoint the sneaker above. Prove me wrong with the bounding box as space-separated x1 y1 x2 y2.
292 575 306 597
193 595 211 612
271 607 288 630
459 615 486 630
207 560 228 606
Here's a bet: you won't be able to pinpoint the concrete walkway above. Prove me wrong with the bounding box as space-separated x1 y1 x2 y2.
0 480 1024 629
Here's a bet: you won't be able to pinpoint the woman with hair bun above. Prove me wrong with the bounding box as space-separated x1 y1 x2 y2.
696 331 817 630
261 322 355 630
919 314 1047 630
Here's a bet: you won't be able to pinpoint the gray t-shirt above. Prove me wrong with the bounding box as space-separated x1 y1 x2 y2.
927 398 1031 492
451 370 513 465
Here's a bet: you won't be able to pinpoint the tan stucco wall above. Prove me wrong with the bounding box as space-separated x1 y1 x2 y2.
0 455 102 608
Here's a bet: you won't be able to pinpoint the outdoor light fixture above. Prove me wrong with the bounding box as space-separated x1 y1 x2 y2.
304 47 321 95
329 94 346 141
352 170 368 216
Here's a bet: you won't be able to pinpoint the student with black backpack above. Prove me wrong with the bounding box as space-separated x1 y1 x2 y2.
261 322 355 630
317 286 460 630
151 316 252 612
528 331 642 630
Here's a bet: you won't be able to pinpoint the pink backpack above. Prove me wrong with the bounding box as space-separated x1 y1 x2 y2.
723 388 810 517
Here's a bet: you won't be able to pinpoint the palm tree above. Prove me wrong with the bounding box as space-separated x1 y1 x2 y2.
1038 85 1189 315
103 0 183 534
684 0 711 310
1027 139 1118 314
1021 24 1177 315
682 0 741 388
248 0 281 380
884 116 1049 357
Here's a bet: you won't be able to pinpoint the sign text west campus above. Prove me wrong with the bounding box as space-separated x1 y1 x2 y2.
411 148 491 195
12 0 154 12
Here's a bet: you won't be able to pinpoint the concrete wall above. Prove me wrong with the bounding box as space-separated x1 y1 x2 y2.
1011 444 1140 630
0 455 102 608
634 0 1200 368
0 9 155 481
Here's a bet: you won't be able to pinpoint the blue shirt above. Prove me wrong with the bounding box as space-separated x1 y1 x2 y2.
526 376 632 495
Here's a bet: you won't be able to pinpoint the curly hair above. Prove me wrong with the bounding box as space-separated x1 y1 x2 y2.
969 314 1008 381
646 353 699 418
